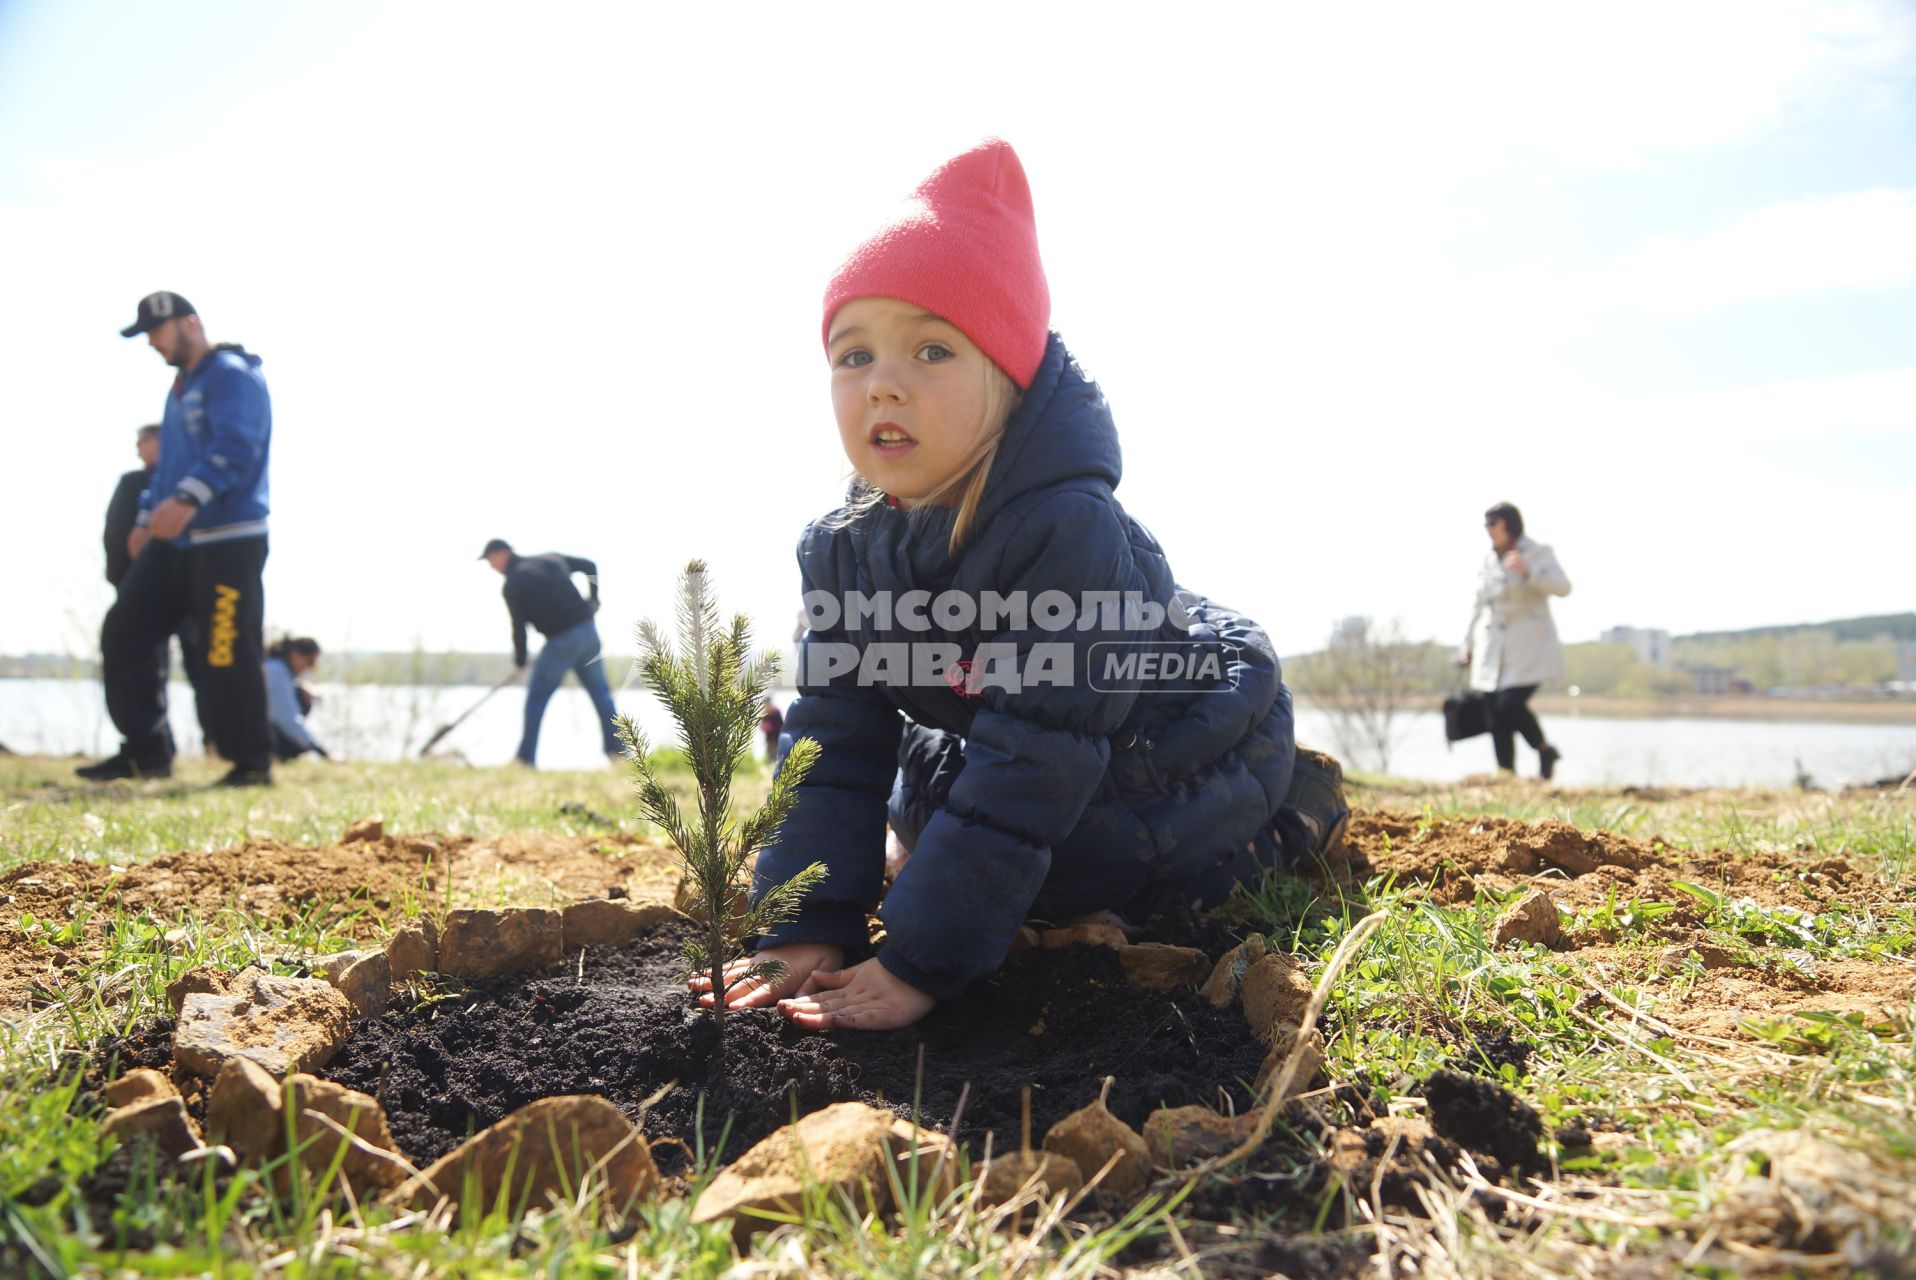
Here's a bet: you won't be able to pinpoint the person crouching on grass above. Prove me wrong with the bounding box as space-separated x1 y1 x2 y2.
690 140 1350 1033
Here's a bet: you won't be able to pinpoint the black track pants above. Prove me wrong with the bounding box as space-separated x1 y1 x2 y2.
1488 684 1546 771
102 537 270 770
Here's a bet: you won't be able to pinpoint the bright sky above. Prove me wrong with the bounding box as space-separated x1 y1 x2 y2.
3 1 1912 668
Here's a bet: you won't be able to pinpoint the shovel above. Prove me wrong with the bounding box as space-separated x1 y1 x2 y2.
418 670 520 758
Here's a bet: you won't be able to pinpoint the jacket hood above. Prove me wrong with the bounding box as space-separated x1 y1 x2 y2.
973 332 1120 528
209 343 263 370
875 332 1120 575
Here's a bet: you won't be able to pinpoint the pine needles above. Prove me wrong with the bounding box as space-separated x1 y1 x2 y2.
614 560 825 1045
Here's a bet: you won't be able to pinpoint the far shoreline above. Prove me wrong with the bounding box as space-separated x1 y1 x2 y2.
1296 692 1916 726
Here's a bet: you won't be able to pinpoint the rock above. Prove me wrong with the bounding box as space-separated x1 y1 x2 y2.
1240 953 1313 1043
103 1068 178 1109
331 951 391 1017
1492 889 1564 949
1042 1090 1150 1197
886 1117 956 1198
207 1055 283 1162
393 1095 658 1215
165 964 259 1016
312 949 380 982
674 875 747 926
102 1096 203 1161
977 1149 1084 1205
1039 923 1128 951
1006 925 1042 956
1253 1024 1327 1101
1117 943 1210 990
438 908 563 980
561 896 677 950
691 1101 914 1241
292 1077 408 1190
342 816 384 844
386 915 439 979
1201 936 1267 1008
173 972 355 1078
207 1056 408 1191
1140 1105 1258 1171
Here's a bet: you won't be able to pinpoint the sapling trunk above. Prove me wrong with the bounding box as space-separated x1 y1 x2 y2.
615 560 825 1054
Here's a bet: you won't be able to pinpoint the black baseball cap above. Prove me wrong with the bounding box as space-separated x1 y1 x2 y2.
478 538 513 559
120 291 196 338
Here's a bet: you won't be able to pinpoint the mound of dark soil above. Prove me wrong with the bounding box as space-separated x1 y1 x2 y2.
324 920 1270 1171
1423 1069 1544 1171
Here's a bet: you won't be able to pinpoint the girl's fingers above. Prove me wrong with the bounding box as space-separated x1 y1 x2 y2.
807 966 854 990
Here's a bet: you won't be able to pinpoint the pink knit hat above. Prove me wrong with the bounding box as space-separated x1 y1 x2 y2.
822 139 1051 390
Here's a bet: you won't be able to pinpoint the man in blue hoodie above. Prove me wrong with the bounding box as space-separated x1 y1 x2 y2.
79 292 275 787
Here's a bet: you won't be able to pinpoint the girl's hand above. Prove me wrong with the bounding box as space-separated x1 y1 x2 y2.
687 942 844 1010
776 957 936 1032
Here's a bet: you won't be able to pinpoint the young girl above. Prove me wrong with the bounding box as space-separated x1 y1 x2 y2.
692 140 1345 1032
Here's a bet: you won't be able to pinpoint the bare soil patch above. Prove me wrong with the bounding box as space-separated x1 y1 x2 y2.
1342 810 1915 1040
0 828 675 1013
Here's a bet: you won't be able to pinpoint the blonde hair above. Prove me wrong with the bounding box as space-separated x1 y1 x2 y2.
832 358 1021 558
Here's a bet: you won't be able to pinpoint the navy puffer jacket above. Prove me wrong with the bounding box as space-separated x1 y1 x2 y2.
754 334 1295 998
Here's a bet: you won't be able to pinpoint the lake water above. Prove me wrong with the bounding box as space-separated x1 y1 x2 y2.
3 678 1913 789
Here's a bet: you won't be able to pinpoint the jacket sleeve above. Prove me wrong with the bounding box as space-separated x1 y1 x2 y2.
563 555 601 605
264 661 318 752
104 473 142 586
875 492 1148 999
1525 544 1571 597
504 582 529 668
751 553 902 954
175 361 268 506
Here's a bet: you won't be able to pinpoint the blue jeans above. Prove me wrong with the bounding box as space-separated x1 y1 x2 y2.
517 619 622 764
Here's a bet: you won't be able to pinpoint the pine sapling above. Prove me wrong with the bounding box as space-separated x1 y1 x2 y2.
614 559 825 1046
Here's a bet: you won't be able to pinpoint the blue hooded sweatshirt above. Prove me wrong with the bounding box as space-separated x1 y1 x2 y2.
753 333 1296 999
142 345 271 545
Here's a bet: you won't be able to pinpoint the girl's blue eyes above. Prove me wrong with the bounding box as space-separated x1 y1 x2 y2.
836 344 956 369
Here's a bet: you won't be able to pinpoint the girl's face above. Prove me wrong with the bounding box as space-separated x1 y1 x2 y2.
828 297 1004 508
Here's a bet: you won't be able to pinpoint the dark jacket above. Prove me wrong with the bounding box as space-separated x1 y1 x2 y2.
754 333 1295 999
105 467 150 587
503 552 600 667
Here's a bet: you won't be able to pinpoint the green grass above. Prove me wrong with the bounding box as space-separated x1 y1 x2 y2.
1 758 1912 1276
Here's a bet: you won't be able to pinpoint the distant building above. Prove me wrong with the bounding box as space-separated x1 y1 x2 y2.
1601 625 1672 670
1330 615 1370 651
1685 664 1743 696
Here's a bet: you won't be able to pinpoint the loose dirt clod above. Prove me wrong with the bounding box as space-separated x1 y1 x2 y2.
342 816 384 844
1491 888 1565 949
1041 923 1128 950
165 965 258 1016
1423 1069 1543 1171
206 1055 283 1163
1254 1024 1326 1101
1201 935 1267 1007
1042 1077 1150 1197
1118 943 1210 990
1141 1105 1257 1171
1239 952 1313 1043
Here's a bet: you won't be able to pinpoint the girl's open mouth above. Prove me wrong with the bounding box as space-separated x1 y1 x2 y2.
870 423 916 457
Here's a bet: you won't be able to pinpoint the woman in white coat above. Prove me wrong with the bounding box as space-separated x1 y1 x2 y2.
1462 503 1570 779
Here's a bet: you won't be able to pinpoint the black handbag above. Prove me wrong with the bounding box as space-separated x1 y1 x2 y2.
1443 684 1490 743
